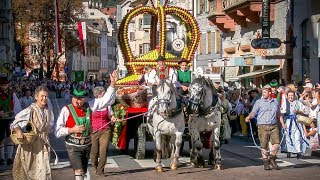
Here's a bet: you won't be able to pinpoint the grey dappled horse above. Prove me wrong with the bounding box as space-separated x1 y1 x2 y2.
187 77 222 169
147 79 185 172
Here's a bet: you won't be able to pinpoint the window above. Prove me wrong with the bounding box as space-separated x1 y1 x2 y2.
143 14 152 25
207 31 212 54
0 23 9 39
90 12 94 15
215 30 221 54
139 18 143 31
130 32 135 42
139 43 150 55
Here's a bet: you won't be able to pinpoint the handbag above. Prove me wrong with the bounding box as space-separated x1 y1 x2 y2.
296 114 313 126
10 119 37 145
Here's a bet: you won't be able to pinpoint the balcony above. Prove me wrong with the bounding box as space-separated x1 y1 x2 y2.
208 0 278 32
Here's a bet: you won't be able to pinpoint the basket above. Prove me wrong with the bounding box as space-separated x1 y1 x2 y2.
296 114 312 126
116 86 148 108
10 120 37 145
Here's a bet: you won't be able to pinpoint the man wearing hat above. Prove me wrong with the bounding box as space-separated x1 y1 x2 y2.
0 76 22 165
147 56 177 94
269 79 279 99
176 59 191 96
245 85 286 170
55 70 118 180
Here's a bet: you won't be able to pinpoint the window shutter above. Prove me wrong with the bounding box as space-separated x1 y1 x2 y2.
211 31 215 54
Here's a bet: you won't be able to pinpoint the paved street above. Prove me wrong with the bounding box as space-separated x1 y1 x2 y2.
1 92 320 179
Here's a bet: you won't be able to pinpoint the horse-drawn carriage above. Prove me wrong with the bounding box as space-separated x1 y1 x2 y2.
114 0 223 172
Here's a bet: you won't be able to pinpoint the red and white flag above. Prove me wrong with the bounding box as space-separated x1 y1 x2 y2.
77 22 87 56
54 0 62 53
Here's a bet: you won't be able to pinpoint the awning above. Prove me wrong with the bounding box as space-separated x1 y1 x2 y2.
237 67 280 79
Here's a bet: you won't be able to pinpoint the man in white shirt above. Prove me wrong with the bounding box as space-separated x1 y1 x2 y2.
55 70 118 180
147 56 177 95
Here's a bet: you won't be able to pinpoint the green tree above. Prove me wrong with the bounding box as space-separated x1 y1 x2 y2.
12 0 84 79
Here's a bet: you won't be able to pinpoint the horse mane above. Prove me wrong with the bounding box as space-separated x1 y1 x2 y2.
191 77 217 95
158 79 179 98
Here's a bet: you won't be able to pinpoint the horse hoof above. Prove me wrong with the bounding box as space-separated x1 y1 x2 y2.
215 164 223 170
170 164 178 170
155 166 164 173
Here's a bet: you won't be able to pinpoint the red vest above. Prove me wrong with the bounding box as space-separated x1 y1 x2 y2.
156 67 170 80
90 108 109 131
65 105 91 137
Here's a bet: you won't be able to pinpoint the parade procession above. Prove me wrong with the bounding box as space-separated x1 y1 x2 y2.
1 0 320 179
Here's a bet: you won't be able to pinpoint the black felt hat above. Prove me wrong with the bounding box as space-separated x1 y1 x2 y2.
156 56 166 62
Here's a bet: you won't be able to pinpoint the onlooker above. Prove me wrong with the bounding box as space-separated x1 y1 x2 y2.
282 91 309 159
303 120 319 150
0 76 22 166
20 89 34 109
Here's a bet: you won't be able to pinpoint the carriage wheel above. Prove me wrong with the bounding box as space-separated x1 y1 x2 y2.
134 124 146 159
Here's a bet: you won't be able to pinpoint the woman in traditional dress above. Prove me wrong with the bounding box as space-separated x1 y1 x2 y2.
10 86 54 180
282 90 309 159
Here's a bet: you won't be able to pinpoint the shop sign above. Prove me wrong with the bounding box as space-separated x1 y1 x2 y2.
251 38 281 49
261 0 270 38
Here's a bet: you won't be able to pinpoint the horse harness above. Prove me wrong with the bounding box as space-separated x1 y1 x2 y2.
156 81 183 118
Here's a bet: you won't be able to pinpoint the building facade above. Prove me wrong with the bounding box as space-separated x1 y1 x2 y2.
208 0 288 87
0 0 15 75
193 0 222 82
290 0 320 83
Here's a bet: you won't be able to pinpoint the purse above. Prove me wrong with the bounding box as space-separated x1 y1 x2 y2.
10 119 37 145
296 114 313 126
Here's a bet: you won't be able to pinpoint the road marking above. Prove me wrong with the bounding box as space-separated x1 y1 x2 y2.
51 161 71 169
134 159 156 168
105 157 119 168
276 159 295 167
300 159 320 164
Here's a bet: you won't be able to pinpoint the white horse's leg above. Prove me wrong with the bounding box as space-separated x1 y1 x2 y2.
170 131 182 170
212 125 222 170
155 131 163 172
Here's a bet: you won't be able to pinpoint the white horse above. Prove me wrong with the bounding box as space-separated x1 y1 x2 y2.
186 77 222 169
147 79 185 172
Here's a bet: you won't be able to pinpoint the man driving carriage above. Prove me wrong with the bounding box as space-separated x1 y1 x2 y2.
147 56 178 93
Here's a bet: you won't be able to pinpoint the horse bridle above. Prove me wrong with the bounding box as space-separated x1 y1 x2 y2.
155 81 175 116
189 83 206 109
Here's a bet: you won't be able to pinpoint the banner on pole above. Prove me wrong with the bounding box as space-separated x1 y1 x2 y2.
54 0 62 53
77 22 87 56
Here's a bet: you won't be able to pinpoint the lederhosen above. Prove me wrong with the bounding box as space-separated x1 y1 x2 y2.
65 104 92 172
0 90 14 141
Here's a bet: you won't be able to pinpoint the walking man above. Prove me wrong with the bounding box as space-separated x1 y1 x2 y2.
55 70 118 180
0 76 22 165
245 85 286 170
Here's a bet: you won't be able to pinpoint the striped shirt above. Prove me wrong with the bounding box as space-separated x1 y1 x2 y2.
252 98 280 125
